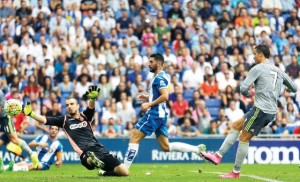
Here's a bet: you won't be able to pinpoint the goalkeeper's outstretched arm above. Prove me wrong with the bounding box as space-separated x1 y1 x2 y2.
23 102 47 124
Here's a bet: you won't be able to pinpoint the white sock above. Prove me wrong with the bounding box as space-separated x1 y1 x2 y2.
12 164 29 171
169 142 199 153
123 143 139 170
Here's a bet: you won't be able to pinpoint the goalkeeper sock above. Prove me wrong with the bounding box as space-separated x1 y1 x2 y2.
18 139 33 155
217 128 239 156
123 143 139 170
233 141 249 172
169 142 199 153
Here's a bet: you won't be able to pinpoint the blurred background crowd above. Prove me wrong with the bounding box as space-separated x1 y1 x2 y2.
1 0 300 138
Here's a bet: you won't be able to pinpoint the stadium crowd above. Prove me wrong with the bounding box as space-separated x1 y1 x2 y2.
0 0 300 138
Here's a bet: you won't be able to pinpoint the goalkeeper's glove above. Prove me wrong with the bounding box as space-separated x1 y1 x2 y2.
85 86 101 101
22 102 36 118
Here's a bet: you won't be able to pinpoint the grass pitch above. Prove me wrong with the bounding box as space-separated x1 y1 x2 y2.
0 163 298 182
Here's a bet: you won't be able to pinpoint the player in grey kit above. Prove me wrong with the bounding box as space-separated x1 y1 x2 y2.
200 45 297 178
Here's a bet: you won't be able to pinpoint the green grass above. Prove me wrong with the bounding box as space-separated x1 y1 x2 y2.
0 163 299 182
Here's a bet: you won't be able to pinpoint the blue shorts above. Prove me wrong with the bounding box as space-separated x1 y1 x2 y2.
135 112 168 137
40 162 50 170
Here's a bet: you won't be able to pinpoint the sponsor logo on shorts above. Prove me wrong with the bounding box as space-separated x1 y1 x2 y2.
70 121 87 130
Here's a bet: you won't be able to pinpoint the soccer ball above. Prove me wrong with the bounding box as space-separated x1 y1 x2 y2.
4 99 23 116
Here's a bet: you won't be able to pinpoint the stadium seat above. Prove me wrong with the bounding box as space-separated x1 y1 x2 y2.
207 107 220 119
183 89 194 102
135 107 142 117
205 98 221 108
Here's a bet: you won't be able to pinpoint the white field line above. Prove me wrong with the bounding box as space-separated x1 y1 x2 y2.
189 171 283 182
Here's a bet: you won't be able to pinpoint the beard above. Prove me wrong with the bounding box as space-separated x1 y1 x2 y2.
68 110 77 116
149 65 157 73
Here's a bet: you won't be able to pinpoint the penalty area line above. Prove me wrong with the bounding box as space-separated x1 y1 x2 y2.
189 171 283 182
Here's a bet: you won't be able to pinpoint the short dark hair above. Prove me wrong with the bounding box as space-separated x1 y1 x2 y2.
150 53 164 64
255 45 270 58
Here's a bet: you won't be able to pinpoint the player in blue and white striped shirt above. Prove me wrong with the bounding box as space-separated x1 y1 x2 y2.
123 53 206 170
2 125 63 171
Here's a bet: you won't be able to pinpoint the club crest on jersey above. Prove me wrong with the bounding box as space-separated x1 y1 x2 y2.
70 121 88 130
160 80 166 87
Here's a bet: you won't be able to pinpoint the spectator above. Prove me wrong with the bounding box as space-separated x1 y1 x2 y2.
200 74 219 99
117 99 136 126
172 93 189 119
225 100 244 122
178 118 200 137
221 85 234 108
203 120 220 134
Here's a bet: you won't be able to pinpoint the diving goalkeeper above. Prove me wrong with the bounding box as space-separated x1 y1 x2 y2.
22 86 129 176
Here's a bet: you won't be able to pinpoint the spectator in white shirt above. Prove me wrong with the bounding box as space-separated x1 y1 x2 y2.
225 100 244 122
100 10 116 34
83 10 100 31
254 18 271 37
32 0 51 18
19 35 36 61
68 18 85 38
218 71 237 93
269 8 285 34
163 47 177 66
182 62 204 90
89 48 106 67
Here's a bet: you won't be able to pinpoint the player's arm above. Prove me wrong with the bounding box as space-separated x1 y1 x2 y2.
28 135 48 148
23 102 64 127
55 143 63 168
240 67 260 97
141 88 169 111
282 72 297 93
83 86 101 121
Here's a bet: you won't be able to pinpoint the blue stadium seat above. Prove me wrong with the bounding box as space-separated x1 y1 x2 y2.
207 107 220 119
183 89 194 102
205 98 221 108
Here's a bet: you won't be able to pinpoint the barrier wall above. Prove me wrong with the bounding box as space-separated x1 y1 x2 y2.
0 138 299 164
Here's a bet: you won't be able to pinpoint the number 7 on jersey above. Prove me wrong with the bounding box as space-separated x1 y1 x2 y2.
270 71 278 91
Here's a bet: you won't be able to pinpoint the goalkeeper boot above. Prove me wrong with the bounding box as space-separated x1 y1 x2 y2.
98 169 106 176
87 152 104 169
0 157 4 173
31 152 39 169
5 160 14 172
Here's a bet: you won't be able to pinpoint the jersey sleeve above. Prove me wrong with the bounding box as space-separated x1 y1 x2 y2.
154 76 169 90
281 71 297 93
34 134 44 143
240 66 260 97
45 116 65 127
82 107 95 122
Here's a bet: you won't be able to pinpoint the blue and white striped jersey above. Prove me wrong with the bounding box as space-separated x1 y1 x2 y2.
148 71 170 118
34 134 63 166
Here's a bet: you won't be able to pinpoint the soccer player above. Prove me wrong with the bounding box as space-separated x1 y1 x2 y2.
123 53 206 170
0 125 63 172
200 45 297 178
0 90 39 169
22 86 129 176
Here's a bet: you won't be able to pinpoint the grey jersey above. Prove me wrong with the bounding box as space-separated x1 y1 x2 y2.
0 89 6 117
240 62 297 114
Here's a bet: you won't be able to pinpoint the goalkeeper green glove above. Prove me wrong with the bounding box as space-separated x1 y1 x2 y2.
22 102 36 118
85 86 101 101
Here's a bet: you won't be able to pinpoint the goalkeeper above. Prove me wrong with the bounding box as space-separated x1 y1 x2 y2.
22 86 129 177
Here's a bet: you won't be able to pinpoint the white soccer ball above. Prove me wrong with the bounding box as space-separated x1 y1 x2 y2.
4 99 23 116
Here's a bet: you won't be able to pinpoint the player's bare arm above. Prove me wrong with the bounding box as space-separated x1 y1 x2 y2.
141 88 168 111
28 140 48 148
55 151 63 168
138 93 149 101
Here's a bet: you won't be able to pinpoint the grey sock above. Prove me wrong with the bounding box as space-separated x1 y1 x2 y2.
18 139 32 155
217 128 239 156
233 141 249 172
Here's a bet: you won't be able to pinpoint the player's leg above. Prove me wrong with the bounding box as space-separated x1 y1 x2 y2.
201 109 250 164
123 129 145 169
156 126 206 155
124 113 152 170
4 116 39 169
98 154 129 176
220 108 275 178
